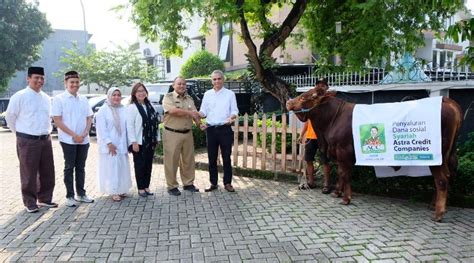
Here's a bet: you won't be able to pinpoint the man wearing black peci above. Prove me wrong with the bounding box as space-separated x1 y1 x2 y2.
6 66 58 213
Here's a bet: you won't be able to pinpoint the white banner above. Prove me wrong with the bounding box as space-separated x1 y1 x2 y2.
352 96 442 166
374 166 432 178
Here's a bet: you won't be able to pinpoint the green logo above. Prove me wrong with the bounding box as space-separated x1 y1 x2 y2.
360 124 386 154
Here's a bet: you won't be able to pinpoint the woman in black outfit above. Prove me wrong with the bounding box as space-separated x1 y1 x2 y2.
126 83 160 197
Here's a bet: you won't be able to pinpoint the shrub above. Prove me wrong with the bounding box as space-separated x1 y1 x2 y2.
452 132 474 196
346 132 474 206
192 123 207 148
180 50 225 78
454 152 474 195
255 117 294 154
458 132 474 156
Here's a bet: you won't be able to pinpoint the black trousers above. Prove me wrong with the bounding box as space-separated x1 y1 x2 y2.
131 144 154 190
60 142 89 198
206 125 233 185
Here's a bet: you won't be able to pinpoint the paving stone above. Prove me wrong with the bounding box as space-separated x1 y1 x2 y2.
0 131 472 262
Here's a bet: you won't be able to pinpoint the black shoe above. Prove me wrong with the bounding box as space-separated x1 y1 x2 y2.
26 206 39 213
183 185 200 192
38 201 58 208
145 190 154 196
205 185 218 192
138 191 148 197
168 188 181 196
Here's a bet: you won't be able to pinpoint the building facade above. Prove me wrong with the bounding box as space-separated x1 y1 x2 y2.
139 16 204 80
4 29 90 97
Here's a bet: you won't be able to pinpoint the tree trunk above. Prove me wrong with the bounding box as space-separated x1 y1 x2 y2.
237 0 307 112
257 69 292 112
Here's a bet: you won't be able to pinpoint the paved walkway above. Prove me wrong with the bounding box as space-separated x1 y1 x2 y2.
0 130 473 262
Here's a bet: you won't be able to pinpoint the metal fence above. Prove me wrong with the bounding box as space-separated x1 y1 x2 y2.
281 67 474 88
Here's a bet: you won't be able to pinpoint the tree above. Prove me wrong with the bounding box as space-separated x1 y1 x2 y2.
180 50 225 78
0 0 52 92
59 43 161 92
302 0 464 72
446 17 474 69
127 0 463 110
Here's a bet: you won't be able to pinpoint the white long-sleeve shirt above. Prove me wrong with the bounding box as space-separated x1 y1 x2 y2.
6 86 52 135
199 87 239 125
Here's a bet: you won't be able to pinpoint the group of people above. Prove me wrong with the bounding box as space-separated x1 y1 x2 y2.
6 67 239 213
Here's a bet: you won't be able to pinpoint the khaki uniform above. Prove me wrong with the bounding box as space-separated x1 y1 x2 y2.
162 91 197 189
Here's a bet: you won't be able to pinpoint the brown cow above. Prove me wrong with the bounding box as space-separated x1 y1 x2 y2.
286 87 463 222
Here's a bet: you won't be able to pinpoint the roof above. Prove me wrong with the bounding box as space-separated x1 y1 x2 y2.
297 80 474 93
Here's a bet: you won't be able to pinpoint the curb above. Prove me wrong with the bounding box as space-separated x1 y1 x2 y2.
154 155 301 184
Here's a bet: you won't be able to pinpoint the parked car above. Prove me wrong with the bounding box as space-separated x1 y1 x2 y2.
89 95 108 113
0 111 7 129
89 95 131 136
88 95 107 136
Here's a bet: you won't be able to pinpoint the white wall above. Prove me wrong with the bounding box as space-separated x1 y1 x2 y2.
139 15 204 81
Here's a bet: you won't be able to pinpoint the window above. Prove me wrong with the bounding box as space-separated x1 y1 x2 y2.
439 51 446 68
218 23 231 62
166 57 171 73
218 35 230 60
446 51 453 69
432 50 438 69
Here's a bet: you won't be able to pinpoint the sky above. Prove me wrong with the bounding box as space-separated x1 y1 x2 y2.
32 0 139 51
33 0 474 51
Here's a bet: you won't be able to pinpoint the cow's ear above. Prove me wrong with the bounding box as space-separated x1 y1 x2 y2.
319 91 336 104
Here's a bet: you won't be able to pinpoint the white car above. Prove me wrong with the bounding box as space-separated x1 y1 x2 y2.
121 91 166 121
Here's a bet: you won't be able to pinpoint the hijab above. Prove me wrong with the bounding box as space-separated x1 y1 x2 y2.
106 87 123 136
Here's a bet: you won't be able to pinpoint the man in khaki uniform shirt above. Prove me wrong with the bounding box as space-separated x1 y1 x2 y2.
162 77 201 196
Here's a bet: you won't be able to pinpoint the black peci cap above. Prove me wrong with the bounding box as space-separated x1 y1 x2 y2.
28 67 44 75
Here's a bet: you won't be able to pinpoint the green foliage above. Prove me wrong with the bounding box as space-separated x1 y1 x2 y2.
454 152 474 196
128 0 466 108
446 18 474 69
180 50 224 78
224 69 251 80
192 123 207 149
458 130 474 157
302 0 464 71
255 117 293 154
58 43 161 92
452 132 474 196
0 0 52 92
347 132 474 207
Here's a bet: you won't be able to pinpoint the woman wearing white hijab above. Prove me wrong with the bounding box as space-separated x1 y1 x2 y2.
96 88 131 201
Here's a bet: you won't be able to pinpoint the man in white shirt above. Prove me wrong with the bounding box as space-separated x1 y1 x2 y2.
6 66 58 213
52 71 94 207
199 70 239 192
